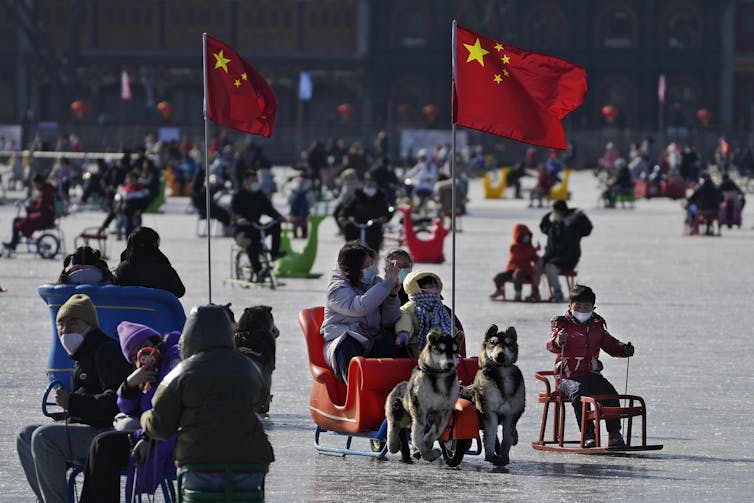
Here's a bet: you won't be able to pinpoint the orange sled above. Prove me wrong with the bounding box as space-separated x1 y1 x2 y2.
299 306 480 466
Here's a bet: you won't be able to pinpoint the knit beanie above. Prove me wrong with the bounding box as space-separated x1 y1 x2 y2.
56 294 99 329
117 321 161 363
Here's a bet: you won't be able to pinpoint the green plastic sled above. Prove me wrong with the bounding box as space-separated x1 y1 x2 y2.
275 215 326 278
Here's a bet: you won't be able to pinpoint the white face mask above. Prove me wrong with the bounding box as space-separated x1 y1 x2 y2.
250 182 262 192
364 187 377 197
572 310 593 323
397 268 412 284
60 332 85 355
521 235 530 243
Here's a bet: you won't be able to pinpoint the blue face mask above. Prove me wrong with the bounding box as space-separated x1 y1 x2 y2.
397 268 411 285
361 265 376 284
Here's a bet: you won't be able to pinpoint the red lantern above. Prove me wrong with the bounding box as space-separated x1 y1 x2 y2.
70 100 87 119
336 103 353 120
696 108 711 127
422 104 439 122
157 101 174 119
601 104 619 123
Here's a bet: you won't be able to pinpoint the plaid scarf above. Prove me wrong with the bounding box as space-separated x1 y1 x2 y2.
410 290 452 351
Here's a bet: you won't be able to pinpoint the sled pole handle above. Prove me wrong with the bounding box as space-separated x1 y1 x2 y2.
558 331 566 382
622 355 630 431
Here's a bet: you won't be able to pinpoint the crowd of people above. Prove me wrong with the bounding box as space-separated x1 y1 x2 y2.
4 127 753 499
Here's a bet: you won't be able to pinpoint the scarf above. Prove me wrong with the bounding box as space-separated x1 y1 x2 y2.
410 290 452 351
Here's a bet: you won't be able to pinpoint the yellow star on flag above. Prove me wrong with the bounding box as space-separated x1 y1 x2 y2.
233 79 241 88
241 72 248 81
502 54 511 65
493 74 503 84
503 69 510 77
494 43 503 52
464 37 490 67
213 50 231 73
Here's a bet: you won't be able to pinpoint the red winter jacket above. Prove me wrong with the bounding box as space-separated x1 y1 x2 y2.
505 224 538 275
546 311 628 381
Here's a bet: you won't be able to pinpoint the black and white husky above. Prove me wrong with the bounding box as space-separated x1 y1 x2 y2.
385 328 462 463
468 324 525 466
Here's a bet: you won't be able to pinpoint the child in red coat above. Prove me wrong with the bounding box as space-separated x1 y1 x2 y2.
490 223 540 301
546 284 635 447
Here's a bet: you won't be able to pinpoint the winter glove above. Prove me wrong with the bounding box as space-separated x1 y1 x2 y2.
395 331 409 347
624 342 635 357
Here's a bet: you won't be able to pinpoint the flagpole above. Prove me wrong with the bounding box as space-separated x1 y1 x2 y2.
202 32 213 304
450 20 457 330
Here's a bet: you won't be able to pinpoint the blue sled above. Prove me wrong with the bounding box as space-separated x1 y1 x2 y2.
38 284 186 389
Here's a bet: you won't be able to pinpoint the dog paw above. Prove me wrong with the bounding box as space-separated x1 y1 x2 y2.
387 439 401 454
423 448 442 462
493 454 510 466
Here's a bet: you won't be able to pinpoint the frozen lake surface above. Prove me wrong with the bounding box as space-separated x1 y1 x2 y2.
1 169 753 502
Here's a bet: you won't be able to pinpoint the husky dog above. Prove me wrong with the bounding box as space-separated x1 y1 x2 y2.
470 324 525 466
233 305 279 414
385 328 462 462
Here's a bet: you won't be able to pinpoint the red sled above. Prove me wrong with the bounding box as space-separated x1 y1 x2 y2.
299 306 481 466
398 205 449 263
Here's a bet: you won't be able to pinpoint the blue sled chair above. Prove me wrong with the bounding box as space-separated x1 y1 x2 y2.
38 284 186 388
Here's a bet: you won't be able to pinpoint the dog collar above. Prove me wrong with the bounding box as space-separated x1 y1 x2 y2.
418 364 452 375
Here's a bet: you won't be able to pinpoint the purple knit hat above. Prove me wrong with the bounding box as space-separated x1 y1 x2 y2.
117 321 160 363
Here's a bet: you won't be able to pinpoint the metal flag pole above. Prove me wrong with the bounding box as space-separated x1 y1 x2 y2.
450 20 457 328
202 32 213 304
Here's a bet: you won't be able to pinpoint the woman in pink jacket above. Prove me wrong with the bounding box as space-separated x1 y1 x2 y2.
546 284 634 448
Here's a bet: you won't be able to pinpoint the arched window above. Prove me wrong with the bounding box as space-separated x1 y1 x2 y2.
390 5 431 48
596 4 637 48
664 77 700 127
524 3 567 50
661 4 702 49
454 1 518 45
595 77 637 126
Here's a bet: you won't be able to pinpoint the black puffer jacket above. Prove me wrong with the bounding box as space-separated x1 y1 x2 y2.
540 209 593 271
141 305 274 467
113 248 185 298
67 329 132 427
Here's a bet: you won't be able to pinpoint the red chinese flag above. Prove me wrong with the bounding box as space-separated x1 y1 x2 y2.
205 35 277 137
452 24 587 150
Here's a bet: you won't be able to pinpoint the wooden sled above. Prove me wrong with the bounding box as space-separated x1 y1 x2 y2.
531 371 663 454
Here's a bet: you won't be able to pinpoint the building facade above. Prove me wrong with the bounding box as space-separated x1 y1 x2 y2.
0 0 749 161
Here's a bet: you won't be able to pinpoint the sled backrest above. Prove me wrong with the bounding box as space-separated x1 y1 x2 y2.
299 306 347 404
38 284 186 389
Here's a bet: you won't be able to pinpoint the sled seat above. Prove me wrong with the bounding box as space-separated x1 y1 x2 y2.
533 371 571 447
547 270 577 300
74 226 108 259
177 464 268 502
580 394 648 449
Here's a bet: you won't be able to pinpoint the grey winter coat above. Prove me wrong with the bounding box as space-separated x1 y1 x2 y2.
321 268 401 369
